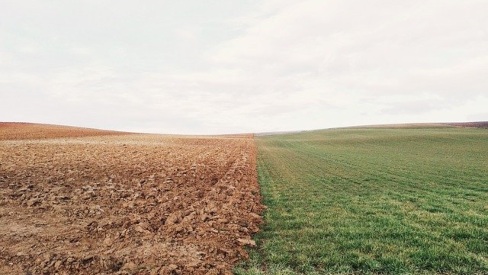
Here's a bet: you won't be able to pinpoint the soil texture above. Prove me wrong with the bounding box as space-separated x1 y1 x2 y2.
0 124 263 274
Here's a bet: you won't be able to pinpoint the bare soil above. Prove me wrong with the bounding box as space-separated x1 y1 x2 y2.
0 124 263 274
0 122 127 140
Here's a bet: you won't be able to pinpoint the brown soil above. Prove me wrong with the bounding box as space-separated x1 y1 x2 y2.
0 122 127 140
0 124 263 274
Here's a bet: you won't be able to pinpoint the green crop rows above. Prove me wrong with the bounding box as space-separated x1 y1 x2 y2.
237 127 488 274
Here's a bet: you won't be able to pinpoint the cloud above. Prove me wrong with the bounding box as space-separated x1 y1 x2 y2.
1 0 487 134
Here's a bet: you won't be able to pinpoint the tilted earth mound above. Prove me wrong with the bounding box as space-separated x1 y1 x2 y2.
0 125 263 274
0 122 126 140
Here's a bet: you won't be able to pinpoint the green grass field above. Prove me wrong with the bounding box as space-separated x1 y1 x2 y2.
236 127 488 274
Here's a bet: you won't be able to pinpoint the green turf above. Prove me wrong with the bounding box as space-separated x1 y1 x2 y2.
236 127 488 274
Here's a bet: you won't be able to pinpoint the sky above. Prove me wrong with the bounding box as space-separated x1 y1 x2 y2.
1 0 487 134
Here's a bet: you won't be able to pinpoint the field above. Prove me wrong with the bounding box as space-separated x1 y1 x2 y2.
0 124 263 274
2 123 487 275
0 122 127 140
238 127 488 274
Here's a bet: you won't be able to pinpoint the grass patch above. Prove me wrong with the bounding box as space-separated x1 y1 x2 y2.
236 127 488 274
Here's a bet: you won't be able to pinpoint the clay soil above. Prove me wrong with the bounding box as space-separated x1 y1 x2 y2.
0 123 126 141
0 124 263 274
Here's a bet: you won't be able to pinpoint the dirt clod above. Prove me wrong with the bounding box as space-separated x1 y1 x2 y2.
0 124 264 274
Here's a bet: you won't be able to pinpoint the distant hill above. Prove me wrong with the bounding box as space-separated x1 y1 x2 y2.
2 121 486 141
445 121 488 128
256 121 488 136
0 122 128 140
356 121 488 129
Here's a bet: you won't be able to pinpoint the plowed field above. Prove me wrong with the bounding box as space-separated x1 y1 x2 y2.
0 123 126 140
0 124 263 274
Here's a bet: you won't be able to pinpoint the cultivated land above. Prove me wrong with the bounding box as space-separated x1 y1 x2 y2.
0 122 127 140
238 127 488 274
0 124 263 274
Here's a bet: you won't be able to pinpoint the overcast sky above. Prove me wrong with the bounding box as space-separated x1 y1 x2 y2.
1 1 487 134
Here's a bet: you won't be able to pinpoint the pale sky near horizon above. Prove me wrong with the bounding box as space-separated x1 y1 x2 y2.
1 1 487 134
